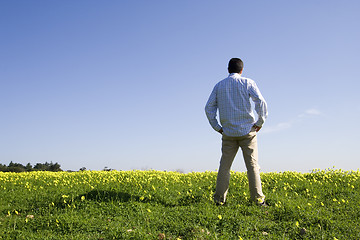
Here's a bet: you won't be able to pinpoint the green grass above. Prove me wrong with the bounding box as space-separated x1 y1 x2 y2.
0 169 359 239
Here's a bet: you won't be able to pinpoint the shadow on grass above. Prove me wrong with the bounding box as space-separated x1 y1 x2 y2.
70 189 201 207
80 190 135 202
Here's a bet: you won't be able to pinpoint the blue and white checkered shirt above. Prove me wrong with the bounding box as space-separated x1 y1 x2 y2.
205 73 268 137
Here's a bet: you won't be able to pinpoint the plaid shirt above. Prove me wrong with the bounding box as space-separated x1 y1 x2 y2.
205 73 268 137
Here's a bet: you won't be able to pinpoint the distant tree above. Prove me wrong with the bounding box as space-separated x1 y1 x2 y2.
7 161 26 172
0 164 7 172
33 162 62 171
79 167 87 171
25 163 33 172
49 162 62 172
8 161 25 169
0 161 63 172
34 163 47 171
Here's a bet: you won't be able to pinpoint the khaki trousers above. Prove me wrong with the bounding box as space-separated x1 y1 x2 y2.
214 128 265 203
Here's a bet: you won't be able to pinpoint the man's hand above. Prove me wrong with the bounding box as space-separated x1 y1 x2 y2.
253 125 262 132
218 128 223 134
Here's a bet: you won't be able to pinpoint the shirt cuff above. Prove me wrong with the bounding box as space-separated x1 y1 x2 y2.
255 119 264 127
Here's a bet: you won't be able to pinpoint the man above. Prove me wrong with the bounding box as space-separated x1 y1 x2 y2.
205 58 268 206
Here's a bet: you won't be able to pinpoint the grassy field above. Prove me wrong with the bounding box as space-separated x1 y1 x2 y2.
0 169 359 239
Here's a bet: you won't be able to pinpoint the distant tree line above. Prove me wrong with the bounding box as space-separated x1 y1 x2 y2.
0 162 186 173
0 161 62 172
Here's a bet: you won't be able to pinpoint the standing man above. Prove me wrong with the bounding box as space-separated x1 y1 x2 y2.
205 58 268 206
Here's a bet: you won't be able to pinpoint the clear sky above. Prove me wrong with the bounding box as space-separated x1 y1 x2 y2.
1 1 360 173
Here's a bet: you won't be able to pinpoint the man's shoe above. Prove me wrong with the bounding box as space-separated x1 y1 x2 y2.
214 199 225 206
213 194 226 206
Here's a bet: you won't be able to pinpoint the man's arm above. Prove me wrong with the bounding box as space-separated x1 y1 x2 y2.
205 85 222 132
249 81 268 129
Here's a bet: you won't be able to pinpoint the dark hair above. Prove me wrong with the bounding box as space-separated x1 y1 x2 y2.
228 58 244 73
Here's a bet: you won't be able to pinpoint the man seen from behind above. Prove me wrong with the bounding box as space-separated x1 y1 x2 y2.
205 58 268 206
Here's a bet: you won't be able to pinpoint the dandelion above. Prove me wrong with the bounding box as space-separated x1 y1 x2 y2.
217 215 222 220
296 221 299 227
81 196 85 201
146 209 151 213
321 202 324 206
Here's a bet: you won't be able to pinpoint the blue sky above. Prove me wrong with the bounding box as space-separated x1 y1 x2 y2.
1 1 359 172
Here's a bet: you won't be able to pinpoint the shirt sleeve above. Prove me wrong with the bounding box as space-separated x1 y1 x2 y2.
249 81 268 127
205 85 222 132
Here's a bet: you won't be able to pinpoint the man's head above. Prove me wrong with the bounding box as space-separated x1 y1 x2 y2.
228 58 244 74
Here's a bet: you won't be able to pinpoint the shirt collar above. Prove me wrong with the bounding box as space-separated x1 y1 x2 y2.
229 73 241 77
